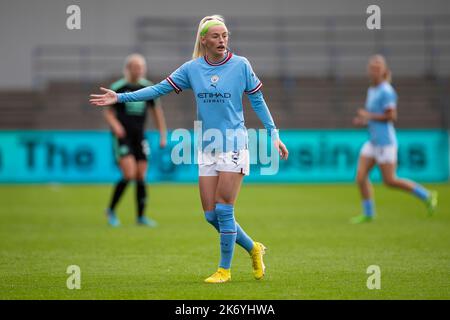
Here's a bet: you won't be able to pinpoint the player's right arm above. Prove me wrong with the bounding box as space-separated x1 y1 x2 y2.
353 86 398 125
352 113 368 127
357 108 397 122
90 62 191 107
90 82 174 107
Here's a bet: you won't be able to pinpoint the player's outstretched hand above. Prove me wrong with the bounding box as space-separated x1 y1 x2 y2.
274 139 289 160
357 108 370 120
90 87 118 106
352 116 367 126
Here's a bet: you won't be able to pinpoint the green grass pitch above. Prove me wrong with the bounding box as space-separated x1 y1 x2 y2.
0 184 449 299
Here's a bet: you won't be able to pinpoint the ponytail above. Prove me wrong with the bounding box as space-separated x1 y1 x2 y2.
192 15 225 60
384 68 392 83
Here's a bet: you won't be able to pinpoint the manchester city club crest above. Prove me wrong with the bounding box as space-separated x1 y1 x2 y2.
211 75 219 83
210 75 220 89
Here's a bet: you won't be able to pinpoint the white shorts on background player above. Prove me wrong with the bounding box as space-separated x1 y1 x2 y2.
360 141 397 164
198 149 250 176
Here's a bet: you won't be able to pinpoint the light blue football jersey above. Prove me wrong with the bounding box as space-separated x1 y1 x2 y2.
117 51 278 152
365 81 398 146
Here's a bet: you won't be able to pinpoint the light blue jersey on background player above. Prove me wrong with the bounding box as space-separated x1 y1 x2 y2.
352 55 438 224
366 81 398 146
359 80 400 166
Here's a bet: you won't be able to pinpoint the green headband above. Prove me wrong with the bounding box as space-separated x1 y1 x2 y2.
200 20 225 36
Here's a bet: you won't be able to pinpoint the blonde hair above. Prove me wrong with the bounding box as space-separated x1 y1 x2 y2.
123 53 147 79
369 54 392 83
192 15 226 60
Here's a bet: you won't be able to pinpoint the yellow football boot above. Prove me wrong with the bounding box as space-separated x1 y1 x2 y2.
204 267 231 284
250 242 266 280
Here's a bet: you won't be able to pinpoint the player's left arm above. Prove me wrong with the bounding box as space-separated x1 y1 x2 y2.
247 91 289 160
149 99 167 148
243 58 288 160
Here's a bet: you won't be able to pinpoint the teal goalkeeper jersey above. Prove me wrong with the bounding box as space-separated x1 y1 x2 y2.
117 51 279 152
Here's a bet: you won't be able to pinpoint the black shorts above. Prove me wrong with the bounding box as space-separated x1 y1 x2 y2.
112 132 150 162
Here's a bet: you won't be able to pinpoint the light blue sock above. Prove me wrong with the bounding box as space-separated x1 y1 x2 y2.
205 210 219 230
412 184 430 201
235 223 254 252
363 199 375 217
215 203 237 269
205 211 254 253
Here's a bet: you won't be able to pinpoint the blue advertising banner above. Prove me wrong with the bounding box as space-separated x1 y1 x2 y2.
0 130 448 183
267 129 449 183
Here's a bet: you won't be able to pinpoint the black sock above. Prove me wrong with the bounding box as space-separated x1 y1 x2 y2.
109 179 129 211
136 180 147 217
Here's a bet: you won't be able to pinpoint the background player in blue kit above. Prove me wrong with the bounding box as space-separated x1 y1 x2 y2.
90 15 289 283
351 55 438 224
103 54 167 227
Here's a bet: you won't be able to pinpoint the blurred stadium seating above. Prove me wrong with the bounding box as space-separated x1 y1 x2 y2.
0 15 449 130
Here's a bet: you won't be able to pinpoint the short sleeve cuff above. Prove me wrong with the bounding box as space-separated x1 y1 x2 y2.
245 82 263 95
166 77 182 94
384 103 396 110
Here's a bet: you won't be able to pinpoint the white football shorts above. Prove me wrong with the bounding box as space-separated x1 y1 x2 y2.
360 141 397 164
198 149 250 176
